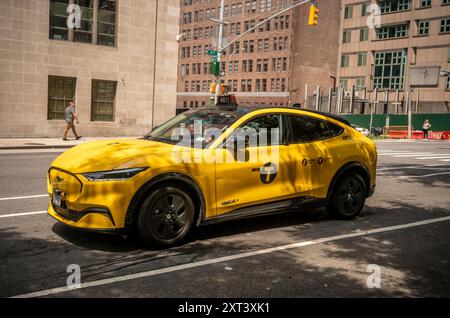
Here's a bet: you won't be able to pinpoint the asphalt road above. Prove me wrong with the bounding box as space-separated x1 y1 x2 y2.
0 140 450 298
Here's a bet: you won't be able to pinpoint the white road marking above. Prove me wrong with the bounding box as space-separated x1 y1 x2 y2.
0 194 48 201
11 216 450 298
439 159 450 162
398 172 450 179
378 153 422 156
377 166 450 172
0 149 65 154
0 211 47 218
417 156 450 160
392 154 433 157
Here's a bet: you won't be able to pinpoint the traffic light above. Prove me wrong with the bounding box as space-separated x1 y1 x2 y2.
219 84 226 95
210 82 216 94
308 4 319 26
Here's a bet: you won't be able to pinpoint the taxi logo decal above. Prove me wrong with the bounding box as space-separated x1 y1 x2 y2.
259 162 278 184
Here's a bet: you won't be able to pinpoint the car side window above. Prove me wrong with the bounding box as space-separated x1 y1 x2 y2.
239 114 283 147
289 115 340 143
327 122 344 137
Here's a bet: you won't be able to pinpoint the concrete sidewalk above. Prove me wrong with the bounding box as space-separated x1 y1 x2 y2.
0 137 140 150
1 136 448 150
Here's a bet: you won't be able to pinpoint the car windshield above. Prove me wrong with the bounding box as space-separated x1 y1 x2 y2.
143 109 245 148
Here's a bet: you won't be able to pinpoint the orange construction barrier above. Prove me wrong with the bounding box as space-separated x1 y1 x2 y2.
388 130 450 140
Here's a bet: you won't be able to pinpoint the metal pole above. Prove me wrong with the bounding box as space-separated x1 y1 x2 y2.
407 85 412 139
349 85 355 114
315 86 320 111
304 84 308 108
151 0 159 129
415 90 419 114
339 87 344 114
327 87 332 113
370 88 377 135
214 0 225 105
395 89 399 114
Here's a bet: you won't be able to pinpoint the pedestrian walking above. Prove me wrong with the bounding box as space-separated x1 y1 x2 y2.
63 101 82 141
422 119 431 140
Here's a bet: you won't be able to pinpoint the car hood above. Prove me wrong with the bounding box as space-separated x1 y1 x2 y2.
51 138 176 173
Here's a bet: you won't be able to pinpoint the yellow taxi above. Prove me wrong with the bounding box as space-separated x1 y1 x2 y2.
48 106 377 246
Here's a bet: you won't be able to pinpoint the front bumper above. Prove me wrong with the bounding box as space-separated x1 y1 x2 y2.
47 166 140 232
48 203 123 233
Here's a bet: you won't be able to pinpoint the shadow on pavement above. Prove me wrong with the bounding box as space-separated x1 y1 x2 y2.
1 197 449 297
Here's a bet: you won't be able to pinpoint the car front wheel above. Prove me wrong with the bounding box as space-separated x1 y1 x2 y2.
326 173 367 220
138 186 195 247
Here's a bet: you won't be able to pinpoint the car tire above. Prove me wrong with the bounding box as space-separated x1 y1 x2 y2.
326 173 367 220
137 186 195 247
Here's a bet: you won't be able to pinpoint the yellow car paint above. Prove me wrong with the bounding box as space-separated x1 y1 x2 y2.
47 108 377 233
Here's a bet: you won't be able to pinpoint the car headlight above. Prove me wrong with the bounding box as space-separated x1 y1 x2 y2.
82 167 148 181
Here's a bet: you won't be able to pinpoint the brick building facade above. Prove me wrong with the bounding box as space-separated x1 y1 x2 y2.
176 0 340 110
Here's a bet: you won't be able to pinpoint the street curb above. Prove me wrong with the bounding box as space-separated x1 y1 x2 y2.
0 145 75 150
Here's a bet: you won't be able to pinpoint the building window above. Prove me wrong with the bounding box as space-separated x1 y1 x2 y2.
373 50 407 90
341 54 350 67
446 77 450 90
49 0 117 47
376 24 409 39
48 76 76 120
443 0 450 4
360 28 369 41
343 30 352 43
379 0 411 13
417 20 430 35
420 0 431 8
91 80 117 122
440 18 450 33
97 0 116 46
339 78 348 90
49 1 70 40
344 5 353 19
356 77 366 89
448 46 450 62
358 52 367 66
361 2 368 16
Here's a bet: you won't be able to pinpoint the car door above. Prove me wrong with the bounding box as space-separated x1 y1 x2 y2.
287 114 344 198
214 113 297 216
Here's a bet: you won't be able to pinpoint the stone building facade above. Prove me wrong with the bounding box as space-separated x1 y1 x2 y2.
0 0 180 138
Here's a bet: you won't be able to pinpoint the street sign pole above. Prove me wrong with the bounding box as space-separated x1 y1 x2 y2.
210 0 312 105
407 85 412 140
214 0 225 105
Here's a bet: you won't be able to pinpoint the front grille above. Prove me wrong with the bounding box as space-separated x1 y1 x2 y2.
48 167 83 196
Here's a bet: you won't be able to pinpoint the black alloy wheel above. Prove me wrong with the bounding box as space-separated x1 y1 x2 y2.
326 173 367 220
138 186 195 246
